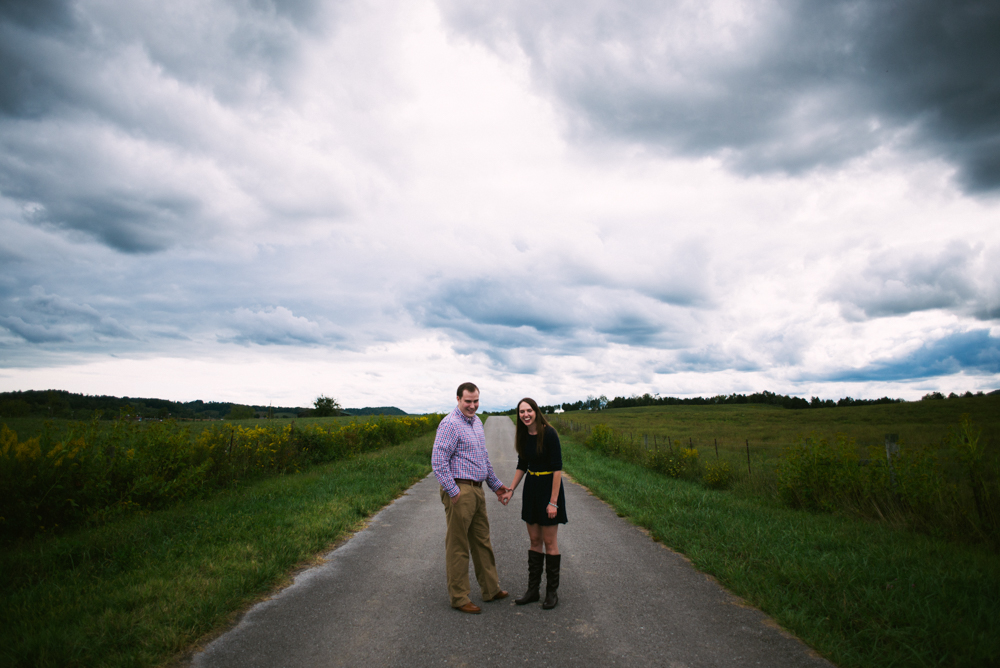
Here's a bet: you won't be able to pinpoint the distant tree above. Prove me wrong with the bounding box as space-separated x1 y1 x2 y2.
227 405 256 419
0 398 32 417
922 392 945 401
314 395 342 417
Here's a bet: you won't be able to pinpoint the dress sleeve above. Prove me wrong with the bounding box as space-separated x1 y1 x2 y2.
516 452 527 471
545 427 562 471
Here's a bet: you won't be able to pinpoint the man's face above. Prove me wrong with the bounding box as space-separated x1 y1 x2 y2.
458 390 480 418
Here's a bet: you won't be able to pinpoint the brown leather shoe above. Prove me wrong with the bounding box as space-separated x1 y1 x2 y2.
486 590 509 601
455 602 481 614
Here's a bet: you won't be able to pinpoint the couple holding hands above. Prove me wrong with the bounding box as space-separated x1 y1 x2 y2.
431 382 568 614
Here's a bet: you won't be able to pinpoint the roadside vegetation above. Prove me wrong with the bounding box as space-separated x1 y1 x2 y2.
552 393 1000 547
0 431 437 668
555 394 1000 667
1 413 441 540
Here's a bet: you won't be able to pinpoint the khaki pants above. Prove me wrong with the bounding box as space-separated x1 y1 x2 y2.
440 482 501 607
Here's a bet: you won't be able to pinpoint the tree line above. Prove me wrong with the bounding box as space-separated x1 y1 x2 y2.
0 390 410 420
553 389 991 412
0 390 303 420
496 391 912 415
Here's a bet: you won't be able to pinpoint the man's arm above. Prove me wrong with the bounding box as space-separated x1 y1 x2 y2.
431 419 461 498
484 460 504 494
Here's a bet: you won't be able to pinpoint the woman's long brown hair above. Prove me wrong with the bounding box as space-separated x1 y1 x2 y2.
514 397 552 458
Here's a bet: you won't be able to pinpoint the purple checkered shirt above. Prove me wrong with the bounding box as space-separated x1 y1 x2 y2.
432 405 502 497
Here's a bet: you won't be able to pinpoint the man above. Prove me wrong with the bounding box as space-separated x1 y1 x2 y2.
432 382 510 613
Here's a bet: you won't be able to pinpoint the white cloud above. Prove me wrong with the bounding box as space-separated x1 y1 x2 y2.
222 306 332 346
0 0 998 408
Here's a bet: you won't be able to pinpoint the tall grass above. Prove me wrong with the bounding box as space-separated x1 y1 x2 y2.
777 415 999 546
561 435 1000 668
0 413 441 540
553 409 1000 548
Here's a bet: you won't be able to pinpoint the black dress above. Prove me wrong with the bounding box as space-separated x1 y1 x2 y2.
517 426 568 525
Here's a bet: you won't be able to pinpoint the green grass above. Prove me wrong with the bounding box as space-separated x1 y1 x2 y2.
553 398 1000 548
556 394 1000 451
562 434 1000 668
0 432 435 668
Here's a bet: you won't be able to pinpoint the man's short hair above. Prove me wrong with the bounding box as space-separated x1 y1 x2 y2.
456 382 479 398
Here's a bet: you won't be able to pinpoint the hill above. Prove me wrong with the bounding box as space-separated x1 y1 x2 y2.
341 406 408 416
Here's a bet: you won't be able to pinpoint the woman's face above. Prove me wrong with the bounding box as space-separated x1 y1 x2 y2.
518 402 536 428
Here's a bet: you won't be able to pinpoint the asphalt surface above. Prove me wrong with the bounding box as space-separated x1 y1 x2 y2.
190 416 834 667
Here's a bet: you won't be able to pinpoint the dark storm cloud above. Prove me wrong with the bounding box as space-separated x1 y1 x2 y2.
666 347 759 374
829 241 983 320
438 0 1000 192
825 329 1000 381
0 0 324 117
0 0 331 253
412 275 692 368
0 286 136 344
0 315 74 343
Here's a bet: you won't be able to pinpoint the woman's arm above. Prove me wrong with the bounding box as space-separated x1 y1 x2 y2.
502 468 525 505
547 471 562 518
546 427 562 518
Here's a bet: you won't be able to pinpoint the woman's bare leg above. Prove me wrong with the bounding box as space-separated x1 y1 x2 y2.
541 525 559 555
526 523 544 552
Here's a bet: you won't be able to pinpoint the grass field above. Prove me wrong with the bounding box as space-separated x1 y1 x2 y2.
560 434 1000 668
0 432 436 668
554 393 999 451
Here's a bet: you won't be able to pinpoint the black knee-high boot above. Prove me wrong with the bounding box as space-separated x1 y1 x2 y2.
515 550 544 605
542 553 560 609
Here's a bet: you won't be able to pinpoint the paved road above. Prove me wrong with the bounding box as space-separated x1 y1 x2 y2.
190 416 833 667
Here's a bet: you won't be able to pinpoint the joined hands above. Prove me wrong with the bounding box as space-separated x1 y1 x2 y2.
495 486 514 505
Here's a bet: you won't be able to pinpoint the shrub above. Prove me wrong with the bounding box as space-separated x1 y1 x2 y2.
702 460 733 489
775 422 998 547
587 424 618 456
0 414 442 540
777 434 869 512
648 447 701 480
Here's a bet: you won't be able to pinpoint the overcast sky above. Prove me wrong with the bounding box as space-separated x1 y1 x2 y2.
1 0 998 412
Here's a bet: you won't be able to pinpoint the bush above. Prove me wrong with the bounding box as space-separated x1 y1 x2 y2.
702 460 733 489
647 447 701 481
776 420 998 546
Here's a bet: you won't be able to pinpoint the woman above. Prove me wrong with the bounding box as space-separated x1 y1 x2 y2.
503 397 567 609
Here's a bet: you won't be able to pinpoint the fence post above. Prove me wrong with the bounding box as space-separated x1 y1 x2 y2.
644 434 648 449
714 438 719 459
885 434 899 489
745 439 751 476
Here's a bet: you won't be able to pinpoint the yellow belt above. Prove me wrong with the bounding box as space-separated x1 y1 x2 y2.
527 470 554 476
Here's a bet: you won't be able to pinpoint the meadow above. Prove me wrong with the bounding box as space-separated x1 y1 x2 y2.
552 393 1000 547
553 393 1000 453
